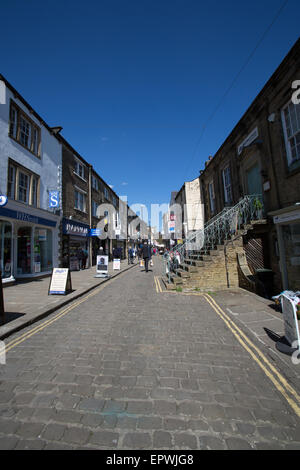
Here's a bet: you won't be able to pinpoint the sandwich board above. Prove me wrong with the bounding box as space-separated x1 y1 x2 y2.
95 255 109 278
48 268 72 295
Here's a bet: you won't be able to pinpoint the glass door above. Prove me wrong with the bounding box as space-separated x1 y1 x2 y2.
17 227 32 274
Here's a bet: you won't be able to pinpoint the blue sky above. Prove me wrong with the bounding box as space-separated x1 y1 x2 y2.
1 0 299 227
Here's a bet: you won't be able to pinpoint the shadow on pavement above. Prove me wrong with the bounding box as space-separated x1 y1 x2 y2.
0 312 26 325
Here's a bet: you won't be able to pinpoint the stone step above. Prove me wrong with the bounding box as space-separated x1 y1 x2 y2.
180 263 198 273
177 269 190 278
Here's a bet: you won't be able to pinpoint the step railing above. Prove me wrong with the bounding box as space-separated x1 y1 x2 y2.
164 194 264 283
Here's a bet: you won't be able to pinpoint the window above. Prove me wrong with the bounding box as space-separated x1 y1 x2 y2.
92 176 99 191
7 161 39 206
74 189 86 212
222 166 232 205
282 101 300 168
18 171 30 203
7 164 16 199
104 187 109 200
208 181 216 214
74 159 85 179
92 200 98 217
9 101 40 156
112 196 117 207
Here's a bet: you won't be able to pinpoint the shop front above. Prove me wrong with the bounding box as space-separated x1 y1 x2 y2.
0 201 60 283
270 205 300 291
62 218 90 271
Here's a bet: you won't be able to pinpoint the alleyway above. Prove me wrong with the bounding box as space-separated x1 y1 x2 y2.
0 257 300 450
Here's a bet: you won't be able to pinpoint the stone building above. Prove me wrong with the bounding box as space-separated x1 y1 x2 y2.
0 74 62 284
199 38 300 293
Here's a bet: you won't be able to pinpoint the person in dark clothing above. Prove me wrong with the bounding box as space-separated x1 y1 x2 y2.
128 247 134 264
141 242 151 272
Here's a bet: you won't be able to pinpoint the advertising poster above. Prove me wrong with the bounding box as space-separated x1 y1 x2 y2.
49 268 72 295
113 259 121 270
97 255 108 277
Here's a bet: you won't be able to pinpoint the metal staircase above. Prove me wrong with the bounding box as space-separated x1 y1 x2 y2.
163 194 265 288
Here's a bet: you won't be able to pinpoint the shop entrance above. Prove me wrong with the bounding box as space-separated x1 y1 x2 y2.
17 227 32 275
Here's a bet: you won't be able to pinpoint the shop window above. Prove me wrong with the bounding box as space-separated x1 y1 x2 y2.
17 227 32 275
0 221 12 279
34 229 53 273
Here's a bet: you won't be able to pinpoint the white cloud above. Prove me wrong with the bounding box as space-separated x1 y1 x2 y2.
109 184 114 189
121 182 128 186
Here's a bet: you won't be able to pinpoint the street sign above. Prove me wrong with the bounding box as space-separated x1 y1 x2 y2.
0 196 8 207
49 191 60 209
90 228 102 237
48 268 72 295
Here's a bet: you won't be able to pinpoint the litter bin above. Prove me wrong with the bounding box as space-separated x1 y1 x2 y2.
255 268 274 299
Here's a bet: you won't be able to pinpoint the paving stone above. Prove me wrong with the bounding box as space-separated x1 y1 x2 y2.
224 406 254 422
201 404 226 420
198 435 226 450
63 426 91 445
122 432 152 449
89 430 119 447
178 401 202 416
0 436 19 450
16 422 45 439
52 410 83 424
163 418 187 431
127 401 153 414
174 433 198 449
153 430 173 448
78 398 105 413
42 423 67 441
226 437 253 450
81 413 104 428
137 416 162 429
153 400 177 415
0 419 20 435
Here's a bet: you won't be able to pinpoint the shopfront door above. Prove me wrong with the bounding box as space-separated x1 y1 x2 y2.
17 227 32 274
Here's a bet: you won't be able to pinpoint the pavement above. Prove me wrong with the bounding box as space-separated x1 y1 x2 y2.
0 260 137 340
0 256 300 449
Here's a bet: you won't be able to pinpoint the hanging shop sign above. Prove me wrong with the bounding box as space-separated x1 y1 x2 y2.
113 258 121 270
96 255 109 278
0 196 8 207
49 191 60 209
48 268 72 295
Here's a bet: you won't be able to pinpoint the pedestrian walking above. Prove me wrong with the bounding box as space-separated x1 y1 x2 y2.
128 246 134 264
82 248 88 269
141 241 152 272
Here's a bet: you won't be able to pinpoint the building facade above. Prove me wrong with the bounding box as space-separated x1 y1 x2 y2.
199 38 300 293
0 75 62 284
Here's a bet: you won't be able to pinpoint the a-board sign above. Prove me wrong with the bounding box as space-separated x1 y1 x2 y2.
69 256 79 271
281 294 300 347
48 268 72 295
97 255 108 277
0 271 4 323
113 258 121 270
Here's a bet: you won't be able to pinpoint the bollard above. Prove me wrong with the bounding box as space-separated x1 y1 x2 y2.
0 271 4 325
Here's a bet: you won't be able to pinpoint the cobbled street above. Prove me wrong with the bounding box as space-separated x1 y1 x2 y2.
0 257 300 450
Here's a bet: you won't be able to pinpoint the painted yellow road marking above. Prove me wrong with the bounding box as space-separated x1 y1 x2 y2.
0 269 129 358
203 293 300 418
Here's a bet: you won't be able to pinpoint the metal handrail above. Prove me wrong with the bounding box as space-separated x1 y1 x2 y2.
164 194 264 283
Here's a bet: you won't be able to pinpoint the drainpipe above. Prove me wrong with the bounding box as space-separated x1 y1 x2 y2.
88 165 92 268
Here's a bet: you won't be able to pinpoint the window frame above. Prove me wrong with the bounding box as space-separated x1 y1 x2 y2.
74 158 86 181
7 160 40 206
9 100 41 157
281 100 300 169
74 188 87 213
222 165 233 205
208 180 216 214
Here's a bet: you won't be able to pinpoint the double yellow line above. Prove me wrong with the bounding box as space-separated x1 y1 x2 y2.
0 271 127 359
203 293 300 418
154 276 163 293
